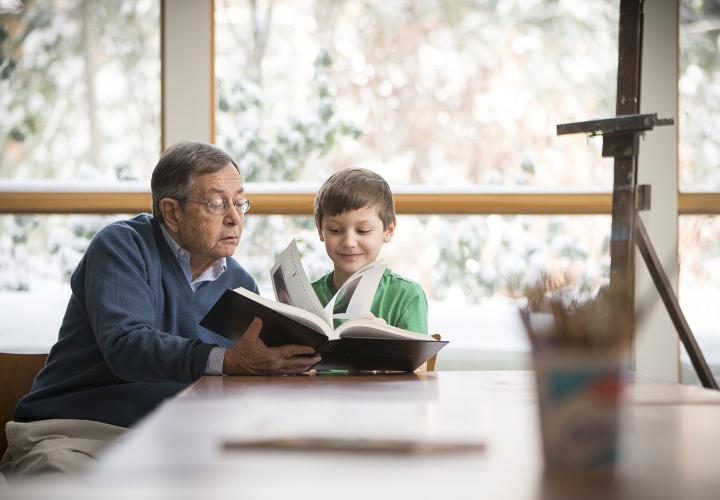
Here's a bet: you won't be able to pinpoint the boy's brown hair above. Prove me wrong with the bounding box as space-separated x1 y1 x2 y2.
314 168 396 230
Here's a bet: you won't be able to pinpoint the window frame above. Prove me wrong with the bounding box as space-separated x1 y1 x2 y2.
0 191 718 216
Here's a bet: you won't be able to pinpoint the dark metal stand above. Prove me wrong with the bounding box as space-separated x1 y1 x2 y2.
557 0 718 389
635 218 718 389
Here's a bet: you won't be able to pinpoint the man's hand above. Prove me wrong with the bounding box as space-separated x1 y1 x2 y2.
223 317 321 376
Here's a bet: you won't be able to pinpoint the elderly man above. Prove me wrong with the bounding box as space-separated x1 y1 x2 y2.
0 142 320 477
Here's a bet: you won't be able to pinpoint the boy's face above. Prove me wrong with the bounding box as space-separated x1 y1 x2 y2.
318 205 395 284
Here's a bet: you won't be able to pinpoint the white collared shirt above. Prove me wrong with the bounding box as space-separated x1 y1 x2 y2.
159 224 227 291
159 223 227 375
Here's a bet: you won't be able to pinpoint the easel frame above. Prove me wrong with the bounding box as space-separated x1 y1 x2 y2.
557 0 718 389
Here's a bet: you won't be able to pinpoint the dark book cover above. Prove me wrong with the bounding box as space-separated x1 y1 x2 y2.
200 289 447 372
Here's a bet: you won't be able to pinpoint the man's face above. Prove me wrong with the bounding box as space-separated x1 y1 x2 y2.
318 205 395 285
175 163 245 265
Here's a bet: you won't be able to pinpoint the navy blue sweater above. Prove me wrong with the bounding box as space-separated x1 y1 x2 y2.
14 215 257 428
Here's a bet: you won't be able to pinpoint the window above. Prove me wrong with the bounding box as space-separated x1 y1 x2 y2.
679 0 720 383
679 0 720 191
2 1 710 379
0 214 127 351
216 0 620 368
0 0 160 183
679 216 720 383
0 0 160 351
239 214 611 369
215 0 618 187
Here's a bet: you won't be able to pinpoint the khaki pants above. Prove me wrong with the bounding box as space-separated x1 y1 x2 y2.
0 419 127 478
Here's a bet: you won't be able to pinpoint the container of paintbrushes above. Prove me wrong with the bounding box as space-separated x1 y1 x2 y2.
520 290 630 472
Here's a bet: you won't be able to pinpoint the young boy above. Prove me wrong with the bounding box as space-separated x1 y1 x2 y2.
312 168 428 334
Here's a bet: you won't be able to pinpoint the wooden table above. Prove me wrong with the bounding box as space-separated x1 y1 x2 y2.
7 371 720 499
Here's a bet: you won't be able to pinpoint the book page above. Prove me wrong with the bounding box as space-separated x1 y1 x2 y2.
270 240 329 325
233 286 335 339
336 318 434 341
325 261 386 321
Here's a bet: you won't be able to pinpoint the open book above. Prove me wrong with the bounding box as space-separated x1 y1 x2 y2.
201 240 447 372
269 239 389 327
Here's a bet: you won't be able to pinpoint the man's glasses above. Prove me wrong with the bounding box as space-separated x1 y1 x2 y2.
179 198 252 216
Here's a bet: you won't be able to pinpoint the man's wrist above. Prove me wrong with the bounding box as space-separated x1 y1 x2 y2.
204 346 226 375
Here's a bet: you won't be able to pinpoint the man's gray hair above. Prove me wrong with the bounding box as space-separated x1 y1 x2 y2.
151 142 240 223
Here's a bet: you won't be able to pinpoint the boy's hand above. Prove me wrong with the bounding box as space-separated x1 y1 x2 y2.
364 313 387 325
223 317 321 376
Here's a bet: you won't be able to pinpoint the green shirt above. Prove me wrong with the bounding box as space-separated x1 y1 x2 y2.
311 268 428 334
